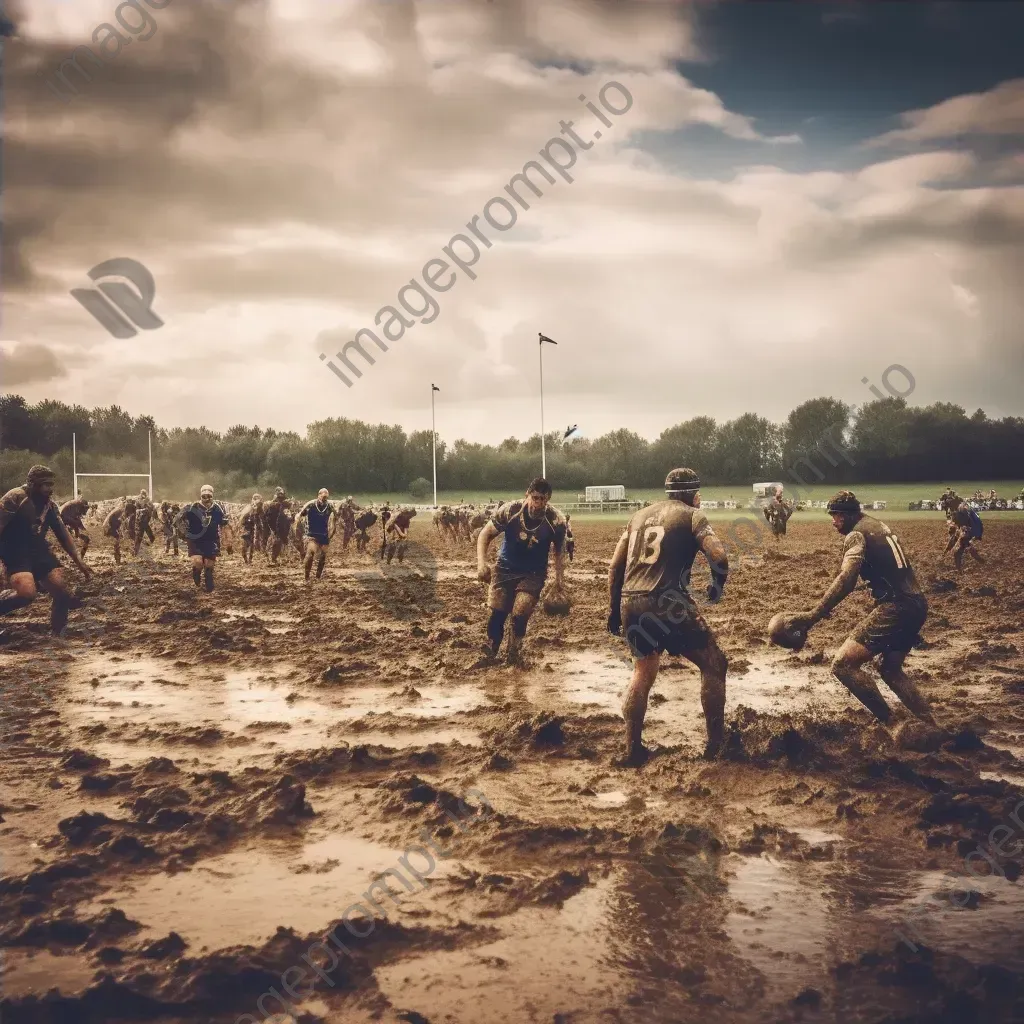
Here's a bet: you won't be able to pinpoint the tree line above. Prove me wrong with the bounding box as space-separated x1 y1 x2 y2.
2 392 1022 500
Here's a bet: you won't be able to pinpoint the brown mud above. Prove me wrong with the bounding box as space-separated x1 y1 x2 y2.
1 519 1023 1023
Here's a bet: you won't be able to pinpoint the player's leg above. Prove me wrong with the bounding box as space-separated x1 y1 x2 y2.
0 571 38 616
483 577 515 659
202 555 216 592
505 590 539 664
621 650 660 766
303 537 317 580
830 635 893 723
41 567 84 635
190 553 204 588
315 540 327 579
681 634 729 757
79 528 91 557
878 650 938 725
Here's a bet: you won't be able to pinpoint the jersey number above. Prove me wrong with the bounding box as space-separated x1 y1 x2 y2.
886 535 907 569
629 525 665 566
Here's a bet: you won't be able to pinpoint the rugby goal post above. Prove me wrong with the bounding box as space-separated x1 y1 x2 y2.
72 430 154 501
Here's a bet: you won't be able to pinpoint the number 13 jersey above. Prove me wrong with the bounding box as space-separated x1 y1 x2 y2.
621 500 717 596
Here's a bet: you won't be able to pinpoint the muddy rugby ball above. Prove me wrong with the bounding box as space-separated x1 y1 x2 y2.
768 612 808 651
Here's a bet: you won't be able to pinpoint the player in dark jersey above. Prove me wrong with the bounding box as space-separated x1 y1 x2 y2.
564 515 575 562
476 477 566 665
123 496 138 544
354 509 377 553
943 498 985 570
763 487 794 540
378 502 393 559
102 500 128 564
264 488 293 564
608 468 730 765
296 489 335 580
240 494 265 565
59 496 91 557
159 501 180 556
790 491 939 729
384 507 417 564
174 484 230 592
133 495 156 557
338 497 357 550
0 466 93 635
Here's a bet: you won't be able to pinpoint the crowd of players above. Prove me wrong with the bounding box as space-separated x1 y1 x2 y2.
0 462 991 765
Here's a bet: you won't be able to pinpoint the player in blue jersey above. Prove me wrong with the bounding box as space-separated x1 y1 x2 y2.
296 489 336 581
476 477 566 665
174 484 229 592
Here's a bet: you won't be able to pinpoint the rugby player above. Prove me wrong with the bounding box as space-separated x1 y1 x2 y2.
59 495 91 557
133 493 157 557
384 507 417 564
239 494 265 565
763 486 794 540
943 498 985 571
264 488 293 564
159 501 180 556
788 491 938 728
565 515 575 563
607 468 730 765
354 509 377 553
174 485 230 592
296 489 335 581
476 477 566 665
0 466 93 635
103 500 128 565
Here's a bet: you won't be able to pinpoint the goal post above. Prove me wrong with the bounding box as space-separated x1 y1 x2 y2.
73 431 154 501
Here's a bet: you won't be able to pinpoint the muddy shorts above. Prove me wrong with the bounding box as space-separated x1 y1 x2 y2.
851 595 928 656
622 591 711 659
306 533 329 546
186 539 220 559
488 565 546 612
0 532 61 583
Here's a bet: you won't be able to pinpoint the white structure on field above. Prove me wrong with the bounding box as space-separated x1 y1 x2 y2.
584 485 625 502
73 431 154 501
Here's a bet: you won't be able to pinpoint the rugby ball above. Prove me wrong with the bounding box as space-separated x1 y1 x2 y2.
768 612 807 651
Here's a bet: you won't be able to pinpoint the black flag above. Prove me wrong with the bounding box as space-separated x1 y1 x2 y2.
564 424 578 440
431 384 440 392
539 333 557 345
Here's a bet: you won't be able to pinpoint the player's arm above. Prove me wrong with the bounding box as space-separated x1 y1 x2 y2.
696 514 729 602
48 506 91 575
607 529 629 634
804 531 864 626
476 522 499 581
0 489 29 541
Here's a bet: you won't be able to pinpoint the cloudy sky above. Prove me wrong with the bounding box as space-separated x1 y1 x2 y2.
3 0 1023 444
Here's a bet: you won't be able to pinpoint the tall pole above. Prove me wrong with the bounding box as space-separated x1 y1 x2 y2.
148 430 153 500
431 387 438 508
539 341 546 478
73 432 78 498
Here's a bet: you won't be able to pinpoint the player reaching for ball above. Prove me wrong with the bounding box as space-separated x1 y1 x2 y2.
774 490 941 732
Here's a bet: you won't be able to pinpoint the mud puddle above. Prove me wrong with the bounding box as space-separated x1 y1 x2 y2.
0 949 96 999
86 832 463 954
375 876 628 1023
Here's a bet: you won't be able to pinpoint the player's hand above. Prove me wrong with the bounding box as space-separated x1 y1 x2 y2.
79 563 94 581
790 610 816 631
477 565 491 584
607 610 622 636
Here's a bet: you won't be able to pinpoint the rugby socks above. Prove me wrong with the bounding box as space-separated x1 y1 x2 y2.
486 610 508 653
192 567 202 587
316 553 326 579
0 593 34 616
511 614 529 639
204 567 215 592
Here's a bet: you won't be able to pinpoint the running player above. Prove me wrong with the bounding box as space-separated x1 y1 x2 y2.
240 494 264 565
607 468 730 765
103 500 128 565
476 477 566 665
264 488 293 564
384 507 417 564
763 486 794 540
354 509 377 553
565 515 575 563
296 489 335 581
0 466 93 635
159 501 180 556
787 491 939 729
59 495 91 557
123 496 139 545
338 497 357 550
378 502 393 559
133 495 156 557
174 485 230 592
943 498 985 570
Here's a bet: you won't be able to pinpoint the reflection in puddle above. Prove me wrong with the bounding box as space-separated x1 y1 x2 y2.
0 949 95 998
376 878 627 1023
87 834 460 953
220 607 300 624
725 854 829 993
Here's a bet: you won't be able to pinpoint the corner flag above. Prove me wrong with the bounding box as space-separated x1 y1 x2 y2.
539 333 557 345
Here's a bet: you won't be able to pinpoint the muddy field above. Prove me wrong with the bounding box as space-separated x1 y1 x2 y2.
1 516 1023 1024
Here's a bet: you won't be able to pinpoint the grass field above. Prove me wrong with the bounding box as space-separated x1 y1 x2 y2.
337 481 1024 522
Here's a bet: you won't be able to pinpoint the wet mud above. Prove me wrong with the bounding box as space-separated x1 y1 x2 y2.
1 519 1023 1022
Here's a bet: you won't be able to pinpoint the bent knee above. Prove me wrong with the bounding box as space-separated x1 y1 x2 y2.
11 578 39 601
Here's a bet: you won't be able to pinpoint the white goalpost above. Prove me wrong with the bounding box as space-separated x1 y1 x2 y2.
73 431 154 500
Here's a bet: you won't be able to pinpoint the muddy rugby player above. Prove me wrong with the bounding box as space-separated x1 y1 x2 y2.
943 496 985 571
775 490 941 734
59 495 91 557
174 484 230 593
384 506 417 564
608 467 731 765
476 477 567 666
0 465 93 636
239 494 266 565
295 488 336 580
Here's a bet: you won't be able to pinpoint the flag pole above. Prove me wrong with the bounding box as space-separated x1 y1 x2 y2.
431 385 438 508
539 339 546 478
